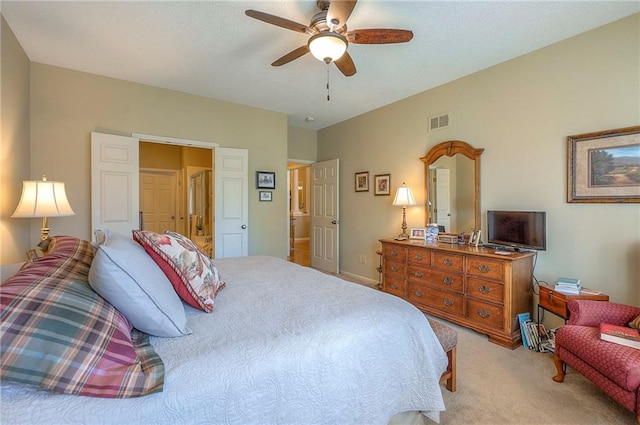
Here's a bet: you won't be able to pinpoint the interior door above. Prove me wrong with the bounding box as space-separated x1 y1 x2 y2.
91 132 140 237
214 147 249 258
139 170 177 233
435 168 451 232
310 159 339 273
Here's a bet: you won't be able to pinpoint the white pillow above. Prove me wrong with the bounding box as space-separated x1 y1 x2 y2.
89 229 191 337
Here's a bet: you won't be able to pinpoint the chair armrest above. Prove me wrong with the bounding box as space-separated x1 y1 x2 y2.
567 300 640 327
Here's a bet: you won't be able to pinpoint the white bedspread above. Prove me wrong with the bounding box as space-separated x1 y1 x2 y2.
1 256 447 425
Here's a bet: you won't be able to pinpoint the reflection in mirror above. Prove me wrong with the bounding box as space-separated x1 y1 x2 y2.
420 141 484 235
189 169 212 257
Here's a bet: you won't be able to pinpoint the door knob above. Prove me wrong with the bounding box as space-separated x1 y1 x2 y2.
331 220 340 224
241 224 247 229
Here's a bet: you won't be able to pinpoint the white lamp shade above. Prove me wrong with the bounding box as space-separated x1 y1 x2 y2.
308 32 347 63
392 184 417 207
12 179 75 218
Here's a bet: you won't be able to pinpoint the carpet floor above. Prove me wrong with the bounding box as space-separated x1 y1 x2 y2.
432 317 635 424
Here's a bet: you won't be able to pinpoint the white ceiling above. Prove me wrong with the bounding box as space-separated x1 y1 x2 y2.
2 1 638 130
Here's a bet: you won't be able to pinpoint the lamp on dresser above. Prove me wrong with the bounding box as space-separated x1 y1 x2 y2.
12 175 75 250
392 182 416 238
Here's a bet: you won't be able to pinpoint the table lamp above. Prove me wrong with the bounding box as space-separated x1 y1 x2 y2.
12 175 75 246
392 182 416 238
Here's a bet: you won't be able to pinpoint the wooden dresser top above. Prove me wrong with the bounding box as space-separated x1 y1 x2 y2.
379 238 537 261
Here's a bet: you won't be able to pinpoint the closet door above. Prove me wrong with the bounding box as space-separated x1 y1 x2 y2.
91 132 140 238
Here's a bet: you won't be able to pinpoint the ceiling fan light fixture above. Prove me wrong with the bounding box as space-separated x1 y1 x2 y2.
308 32 347 63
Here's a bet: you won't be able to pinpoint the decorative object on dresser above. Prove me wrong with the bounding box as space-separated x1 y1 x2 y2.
11 175 75 249
380 238 536 349
391 182 416 237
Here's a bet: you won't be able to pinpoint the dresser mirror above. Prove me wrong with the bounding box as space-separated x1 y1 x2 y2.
420 140 484 235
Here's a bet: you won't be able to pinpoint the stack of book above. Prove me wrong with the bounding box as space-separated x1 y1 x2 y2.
554 277 581 294
600 323 640 349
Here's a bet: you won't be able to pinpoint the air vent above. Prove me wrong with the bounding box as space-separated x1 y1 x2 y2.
429 113 450 131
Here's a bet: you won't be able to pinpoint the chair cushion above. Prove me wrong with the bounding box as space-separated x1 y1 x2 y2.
556 324 640 391
428 318 458 352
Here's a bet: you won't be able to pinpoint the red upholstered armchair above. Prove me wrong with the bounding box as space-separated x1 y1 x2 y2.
553 300 640 423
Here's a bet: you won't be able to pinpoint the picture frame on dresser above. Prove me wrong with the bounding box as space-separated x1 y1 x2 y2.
469 229 481 246
409 228 425 239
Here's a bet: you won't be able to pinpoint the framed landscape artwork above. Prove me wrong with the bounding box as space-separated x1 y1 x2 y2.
567 126 640 203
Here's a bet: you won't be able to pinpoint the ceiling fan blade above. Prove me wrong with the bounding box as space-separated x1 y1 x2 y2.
245 10 312 34
334 51 356 77
347 29 414 44
326 0 357 28
271 46 310 67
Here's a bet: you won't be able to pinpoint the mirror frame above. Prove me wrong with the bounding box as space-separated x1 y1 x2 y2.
420 140 484 231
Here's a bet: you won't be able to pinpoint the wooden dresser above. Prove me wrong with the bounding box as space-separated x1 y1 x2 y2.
380 239 536 349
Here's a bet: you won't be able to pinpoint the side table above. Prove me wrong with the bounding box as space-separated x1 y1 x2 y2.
538 284 609 324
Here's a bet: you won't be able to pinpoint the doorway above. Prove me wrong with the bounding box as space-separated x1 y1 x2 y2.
139 142 212 253
287 163 310 267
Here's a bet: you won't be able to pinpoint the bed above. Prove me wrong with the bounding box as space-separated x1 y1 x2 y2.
1 233 447 425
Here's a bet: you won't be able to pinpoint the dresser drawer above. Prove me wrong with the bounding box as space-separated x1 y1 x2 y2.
407 247 431 265
384 259 406 277
407 265 463 292
407 283 463 315
432 252 464 272
466 257 504 281
384 245 407 261
383 275 405 298
467 277 503 304
466 299 504 329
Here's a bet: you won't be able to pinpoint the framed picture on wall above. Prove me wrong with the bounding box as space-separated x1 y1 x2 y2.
259 191 272 202
567 125 640 203
355 171 369 192
256 171 275 189
374 174 391 196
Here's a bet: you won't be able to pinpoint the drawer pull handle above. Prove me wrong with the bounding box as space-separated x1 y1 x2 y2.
390 283 399 290
414 254 423 261
390 249 399 256
442 277 453 285
390 265 399 272
478 265 491 273
414 271 424 278
443 298 454 306
414 290 424 297
479 285 491 294
442 258 453 266
477 309 490 318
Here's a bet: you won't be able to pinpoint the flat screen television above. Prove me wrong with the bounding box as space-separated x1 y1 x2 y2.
486 210 547 251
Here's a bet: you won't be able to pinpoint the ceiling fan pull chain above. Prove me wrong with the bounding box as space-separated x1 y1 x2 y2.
326 64 331 101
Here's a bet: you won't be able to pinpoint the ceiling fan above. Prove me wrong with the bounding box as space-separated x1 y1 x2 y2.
245 0 413 77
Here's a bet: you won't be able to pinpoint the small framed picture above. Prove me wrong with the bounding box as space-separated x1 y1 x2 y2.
410 228 426 239
374 173 391 196
256 171 275 189
259 191 272 202
426 224 440 242
355 171 369 192
469 229 482 246
25 249 39 262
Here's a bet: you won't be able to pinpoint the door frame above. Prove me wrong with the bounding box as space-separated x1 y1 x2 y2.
287 159 314 253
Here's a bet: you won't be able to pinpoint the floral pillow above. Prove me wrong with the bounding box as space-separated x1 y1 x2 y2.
629 315 640 329
132 230 225 313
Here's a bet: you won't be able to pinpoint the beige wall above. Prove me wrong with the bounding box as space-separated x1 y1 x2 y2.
21 63 288 259
288 125 317 162
318 14 640 310
1 16 31 265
